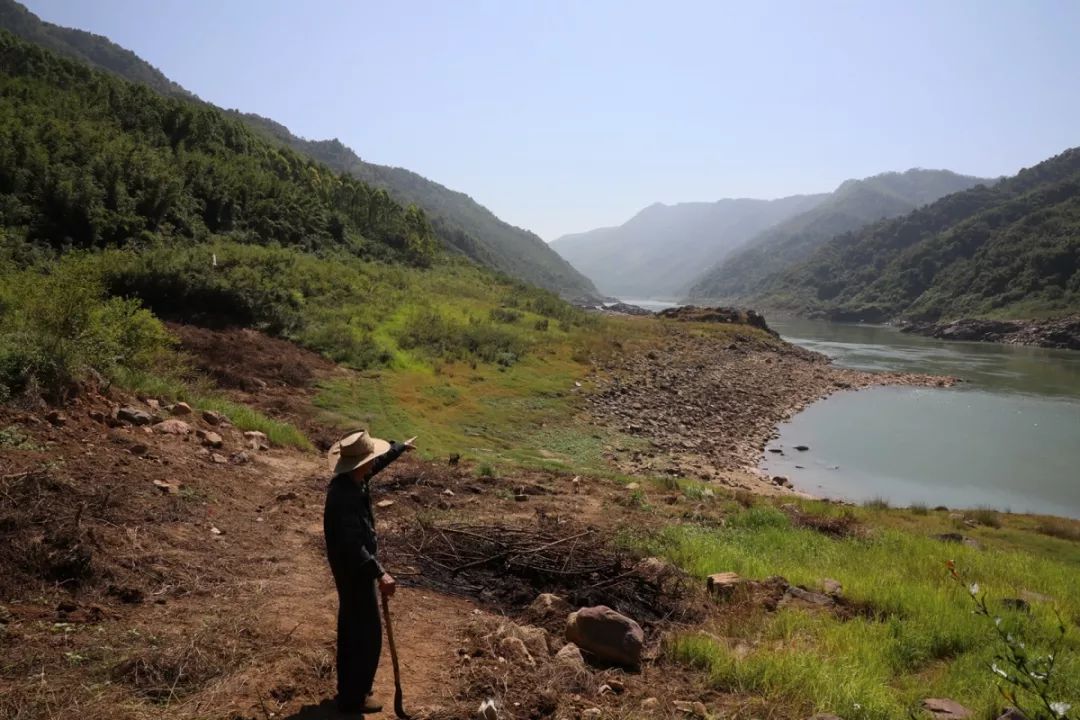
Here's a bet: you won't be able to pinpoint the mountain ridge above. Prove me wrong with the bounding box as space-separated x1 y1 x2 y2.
686 168 991 302
0 0 597 298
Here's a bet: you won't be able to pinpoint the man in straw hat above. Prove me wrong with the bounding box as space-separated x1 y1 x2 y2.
324 429 416 714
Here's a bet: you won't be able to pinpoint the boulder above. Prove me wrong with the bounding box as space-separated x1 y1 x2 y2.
505 623 551 659
118 406 152 426
822 579 843 596
244 430 270 450
553 642 586 670
565 605 644 668
921 698 973 720
45 410 67 426
153 419 192 435
170 402 193 416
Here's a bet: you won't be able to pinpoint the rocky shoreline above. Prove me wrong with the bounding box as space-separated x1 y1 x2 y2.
900 315 1080 350
586 319 953 495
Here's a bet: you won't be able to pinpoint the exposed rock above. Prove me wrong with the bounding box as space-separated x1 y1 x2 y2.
794 445 810 451
526 593 573 625
202 410 226 426
128 443 150 457
376 499 395 509
553 642 586 670
822 579 843 596
196 429 223 448
565 605 644 668
117 406 152 426
153 419 191 435
672 700 709 717
244 430 269 450
45 410 67 426
170 402 193 415
478 699 498 720
152 479 179 495
229 451 250 465
210 453 228 464
640 698 660 711
657 305 778 337
497 635 535 667
921 698 973 720
784 586 835 607
903 315 1080 350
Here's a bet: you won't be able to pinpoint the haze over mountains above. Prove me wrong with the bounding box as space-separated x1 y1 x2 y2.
0 0 597 299
550 195 826 298
552 169 989 301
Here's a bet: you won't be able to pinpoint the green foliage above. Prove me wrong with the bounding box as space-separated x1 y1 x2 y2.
0 256 172 399
192 396 311 450
755 148 1080 321
0 30 437 267
476 463 495 479
396 307 528 366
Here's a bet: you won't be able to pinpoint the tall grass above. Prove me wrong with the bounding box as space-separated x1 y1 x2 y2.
644 506 1080 719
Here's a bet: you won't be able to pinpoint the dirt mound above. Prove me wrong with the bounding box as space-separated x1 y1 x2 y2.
169 323 335 391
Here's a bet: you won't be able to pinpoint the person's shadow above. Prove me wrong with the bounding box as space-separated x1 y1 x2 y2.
281 699 341 719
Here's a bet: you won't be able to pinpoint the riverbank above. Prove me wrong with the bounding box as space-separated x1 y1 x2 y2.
900 315 1080 350
586 317 953 494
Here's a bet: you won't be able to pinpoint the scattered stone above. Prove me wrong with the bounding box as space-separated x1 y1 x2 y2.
673 700 708 717
921 698 973 720
794 445 810 451
822 579 843 596
625 482 640 491
785 586 835 606
210 453 228 464
153 419 191 435
171 402 193 415
196 429 224 448
933 533 982 549
478 699 498 720
276 491 299 502
707 572 744 599
768 448 784 454
128 443 150 457
194 448 211 458
118 406 152 426
45 410 67 426
640 698 660 711
553 642 586 670
152 479 179 495
230 451 250 465
210 526 223 536
772 475 790 486
526 593 573 624
376 499 395 509
442 488 455 497
565 605 644 668
202 410 225 426
244 430 269 450
88 410 106 424
497 635 535 667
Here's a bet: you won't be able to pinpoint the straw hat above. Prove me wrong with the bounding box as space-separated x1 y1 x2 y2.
327 429 392 476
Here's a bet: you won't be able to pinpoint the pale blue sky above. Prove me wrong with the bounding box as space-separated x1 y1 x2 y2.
25 0 1080 239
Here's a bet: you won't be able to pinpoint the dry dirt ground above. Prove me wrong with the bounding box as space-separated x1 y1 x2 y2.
0 320 925 720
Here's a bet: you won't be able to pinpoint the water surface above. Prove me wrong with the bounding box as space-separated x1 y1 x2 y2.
763 319 1080 518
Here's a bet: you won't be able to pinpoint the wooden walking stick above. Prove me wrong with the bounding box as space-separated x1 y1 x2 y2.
380 592 410 719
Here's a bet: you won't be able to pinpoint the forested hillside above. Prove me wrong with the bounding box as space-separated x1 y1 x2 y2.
550 194 826 298
0 0 597 298
687 169 989 302
755 148 1080 321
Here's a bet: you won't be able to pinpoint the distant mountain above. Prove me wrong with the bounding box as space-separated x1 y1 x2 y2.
753 148 1080 322
550 195 827 298
0 0 597 299
686 169 990 302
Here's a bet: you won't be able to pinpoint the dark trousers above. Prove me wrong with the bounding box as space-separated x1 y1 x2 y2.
331 569 382 706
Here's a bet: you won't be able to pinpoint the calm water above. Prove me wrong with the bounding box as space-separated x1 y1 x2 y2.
762 319 1080 518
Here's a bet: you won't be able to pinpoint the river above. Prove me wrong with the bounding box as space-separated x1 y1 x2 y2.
764 319 1080 518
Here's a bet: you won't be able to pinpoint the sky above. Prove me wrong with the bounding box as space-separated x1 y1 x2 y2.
24 0 1080 240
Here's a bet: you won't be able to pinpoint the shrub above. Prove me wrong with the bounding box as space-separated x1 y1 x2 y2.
476 463 495 478
397 308 528 365
489 307 522 324
863 497 891 510
1035 517 1080 542
0 259 172 400
534 318 549 332
969 507 1002 528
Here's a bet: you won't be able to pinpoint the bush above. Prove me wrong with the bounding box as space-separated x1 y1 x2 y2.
489 307 522 324
0 259 172 400
397 308 528 365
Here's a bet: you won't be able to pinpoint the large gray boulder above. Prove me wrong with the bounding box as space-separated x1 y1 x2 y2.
565 605 644 668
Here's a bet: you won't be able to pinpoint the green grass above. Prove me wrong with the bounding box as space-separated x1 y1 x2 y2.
643 502 1080 720
192 396 311 450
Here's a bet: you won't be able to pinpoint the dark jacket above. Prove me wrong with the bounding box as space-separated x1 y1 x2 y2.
323 442 406 582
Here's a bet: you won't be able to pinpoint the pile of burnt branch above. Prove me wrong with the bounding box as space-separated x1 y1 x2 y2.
391 515 704 626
